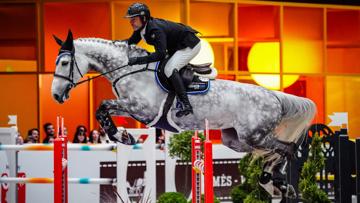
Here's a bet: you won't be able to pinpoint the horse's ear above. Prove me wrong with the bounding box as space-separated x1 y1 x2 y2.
62 29 74 51
66 29 73 43
67 29 74 49
53 35 63 46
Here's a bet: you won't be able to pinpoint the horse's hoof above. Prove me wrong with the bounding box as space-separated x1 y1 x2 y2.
121 133 136 145
259 171 272 184
111 131 136 145
259 181 282 199
284 184 297 199
260 181 297 199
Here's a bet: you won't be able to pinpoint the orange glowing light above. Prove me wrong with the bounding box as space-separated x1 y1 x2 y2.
248 42 299 90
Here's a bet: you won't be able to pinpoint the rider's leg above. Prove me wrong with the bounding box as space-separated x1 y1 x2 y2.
164 43 201 117
169 69 193 117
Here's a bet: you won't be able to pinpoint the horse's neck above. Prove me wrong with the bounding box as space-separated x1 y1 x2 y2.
75 39 128 76
75 39 149 81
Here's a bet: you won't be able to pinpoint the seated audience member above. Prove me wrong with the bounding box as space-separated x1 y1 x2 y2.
59 126 68 137
156 130 165 150
99 127 111 143
88 129 101 144
43 123 55 143
16 132 24 145
25 128 40 143
63 127 68 136
72 125 88 143
48 136 55 144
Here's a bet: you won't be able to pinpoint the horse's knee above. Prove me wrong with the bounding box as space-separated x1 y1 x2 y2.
98 100 111 112
96 101 111 119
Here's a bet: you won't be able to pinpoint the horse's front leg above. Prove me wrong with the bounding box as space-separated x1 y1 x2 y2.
95 99 135 145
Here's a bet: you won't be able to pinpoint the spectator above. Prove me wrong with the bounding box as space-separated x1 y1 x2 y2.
59 126 68 137
99 127 111 144
72 125 88 143
63 127 68 136
43 123 55 143
156 130 165 150
48 136 55 144
88 129 101 144
16 132 24 145
25 128 40 143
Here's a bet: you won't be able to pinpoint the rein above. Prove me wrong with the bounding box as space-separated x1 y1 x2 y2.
54 50 152 90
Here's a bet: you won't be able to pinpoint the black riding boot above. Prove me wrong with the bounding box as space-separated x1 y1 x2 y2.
169 70 193 117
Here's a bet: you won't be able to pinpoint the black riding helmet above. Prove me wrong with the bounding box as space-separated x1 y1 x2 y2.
125 3 151 23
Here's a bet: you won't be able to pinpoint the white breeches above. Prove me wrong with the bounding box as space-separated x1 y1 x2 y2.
164 42 201 77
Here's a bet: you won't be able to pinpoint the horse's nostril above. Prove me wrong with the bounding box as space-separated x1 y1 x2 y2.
53 94 60 101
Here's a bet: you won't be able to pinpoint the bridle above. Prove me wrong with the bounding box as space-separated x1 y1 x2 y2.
54 49 83 87
53 48 151 96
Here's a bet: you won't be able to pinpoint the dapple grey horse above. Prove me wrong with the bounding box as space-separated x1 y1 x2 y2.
51 31 316 198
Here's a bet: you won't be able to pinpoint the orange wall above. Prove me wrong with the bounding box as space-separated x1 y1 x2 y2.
44 2 111 71
0 75 38 138
238 5 279 40
0 4 36 60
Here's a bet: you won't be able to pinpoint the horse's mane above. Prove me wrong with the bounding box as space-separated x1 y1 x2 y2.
75 38 148 57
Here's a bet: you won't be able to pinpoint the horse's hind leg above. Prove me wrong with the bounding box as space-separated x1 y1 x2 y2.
258 151 297 199
261 131 307 199
95 99 135 145
243 131 298 199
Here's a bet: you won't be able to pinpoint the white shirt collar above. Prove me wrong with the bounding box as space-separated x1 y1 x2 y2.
140 23 148 41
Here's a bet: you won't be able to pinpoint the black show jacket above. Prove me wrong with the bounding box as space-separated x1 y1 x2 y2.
127 18 200 64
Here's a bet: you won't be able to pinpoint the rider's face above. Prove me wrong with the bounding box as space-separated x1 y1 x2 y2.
129 16 143 31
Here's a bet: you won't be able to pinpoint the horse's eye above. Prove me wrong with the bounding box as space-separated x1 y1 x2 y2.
61 61 69 66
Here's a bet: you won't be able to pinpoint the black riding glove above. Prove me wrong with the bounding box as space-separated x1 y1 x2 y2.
128 57 139 66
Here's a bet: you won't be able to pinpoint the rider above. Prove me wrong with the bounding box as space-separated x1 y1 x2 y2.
124 2 201 117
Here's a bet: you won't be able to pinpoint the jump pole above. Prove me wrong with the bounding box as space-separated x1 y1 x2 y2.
54 116 68 203
191 119 213 203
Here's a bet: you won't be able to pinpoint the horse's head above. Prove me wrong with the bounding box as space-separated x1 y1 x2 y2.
51 30 89 104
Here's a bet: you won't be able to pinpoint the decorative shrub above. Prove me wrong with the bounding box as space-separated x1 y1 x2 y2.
168 130 204 162
158 192 187 203
230 154 271 203
298 133 331 203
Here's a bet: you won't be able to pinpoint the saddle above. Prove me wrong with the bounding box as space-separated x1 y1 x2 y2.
154 59 213 95
150 59 215 132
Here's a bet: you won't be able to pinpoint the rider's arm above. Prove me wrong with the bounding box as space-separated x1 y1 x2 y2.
127 30 141 45
128 29 167 65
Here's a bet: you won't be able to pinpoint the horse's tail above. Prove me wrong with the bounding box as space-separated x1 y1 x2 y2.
273 91 317 144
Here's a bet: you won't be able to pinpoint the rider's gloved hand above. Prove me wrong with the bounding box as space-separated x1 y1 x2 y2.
128 57 138 66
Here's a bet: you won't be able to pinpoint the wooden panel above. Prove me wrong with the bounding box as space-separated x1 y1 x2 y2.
44 2 111 72
190 2 233 37
327 9 360 44
0 3 37 71
238 5 280 40
0 74 38 138
283 6 324 73
327 9 360 73
326 76 360 138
